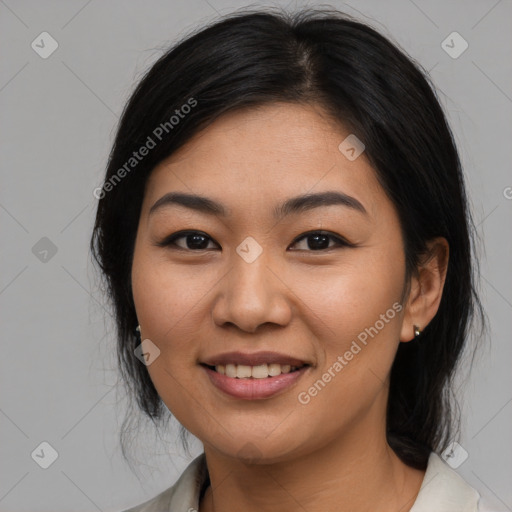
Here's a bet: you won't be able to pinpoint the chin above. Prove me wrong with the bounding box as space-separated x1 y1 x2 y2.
204 434 307 466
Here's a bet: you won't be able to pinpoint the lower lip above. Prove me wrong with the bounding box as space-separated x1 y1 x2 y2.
201 365 309 400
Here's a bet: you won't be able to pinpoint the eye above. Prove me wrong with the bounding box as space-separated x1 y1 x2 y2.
156 230 219 251
156 230 352 252
288 231 352 251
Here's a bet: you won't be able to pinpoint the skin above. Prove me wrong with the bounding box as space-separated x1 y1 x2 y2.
131 102 449 512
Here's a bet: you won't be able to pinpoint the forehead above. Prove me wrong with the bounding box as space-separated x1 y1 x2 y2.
143 102 384 219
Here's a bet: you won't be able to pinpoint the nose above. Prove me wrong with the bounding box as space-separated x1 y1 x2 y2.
211 250 292 334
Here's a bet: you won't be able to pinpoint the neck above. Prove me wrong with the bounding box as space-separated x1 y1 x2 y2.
199 418 425 512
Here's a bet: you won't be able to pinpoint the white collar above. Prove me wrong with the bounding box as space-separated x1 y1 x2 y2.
409 452 480 511
128 450 481 511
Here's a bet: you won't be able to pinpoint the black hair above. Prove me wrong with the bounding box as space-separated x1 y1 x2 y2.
90 6 485 471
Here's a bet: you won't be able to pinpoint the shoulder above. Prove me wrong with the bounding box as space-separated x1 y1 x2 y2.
410 452 480 512
410 452 508 512
120 452 208 512
477 496 510 512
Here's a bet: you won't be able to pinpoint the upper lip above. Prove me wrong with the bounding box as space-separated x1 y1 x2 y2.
201 351 310 367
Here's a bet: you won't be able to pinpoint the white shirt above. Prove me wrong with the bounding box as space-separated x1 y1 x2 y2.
121 451 498 511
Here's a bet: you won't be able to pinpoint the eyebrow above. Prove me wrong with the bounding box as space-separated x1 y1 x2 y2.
148 190 368 219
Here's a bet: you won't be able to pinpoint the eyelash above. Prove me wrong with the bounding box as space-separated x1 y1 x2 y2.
155 230 353 252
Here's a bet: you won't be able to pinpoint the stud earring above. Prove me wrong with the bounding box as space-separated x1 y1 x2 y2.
414 325 421 338
135 325 141 332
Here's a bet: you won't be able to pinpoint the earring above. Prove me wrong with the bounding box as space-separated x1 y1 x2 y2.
414 325 421 338
135 325 141 332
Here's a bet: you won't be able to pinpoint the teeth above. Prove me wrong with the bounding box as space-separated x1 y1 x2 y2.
251 364 269 379
215 363 301 378
268 363 283 377
225 364 237 378
236 364 252 378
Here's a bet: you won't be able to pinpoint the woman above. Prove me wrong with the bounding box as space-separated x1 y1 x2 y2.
90 7 491 511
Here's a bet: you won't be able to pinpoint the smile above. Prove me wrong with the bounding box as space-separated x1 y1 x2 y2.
206 363 307 379
201 363 310 400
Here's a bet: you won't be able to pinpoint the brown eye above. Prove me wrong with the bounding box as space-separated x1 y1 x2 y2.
156 231 219 251
289 231 352 251
156 230 352 252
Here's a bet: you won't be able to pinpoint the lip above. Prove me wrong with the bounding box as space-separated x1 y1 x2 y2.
201 351 309 367
202 364 310 400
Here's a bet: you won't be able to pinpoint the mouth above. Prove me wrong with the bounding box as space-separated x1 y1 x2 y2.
200 362 309 379
200 362 311 400
199 351 312 399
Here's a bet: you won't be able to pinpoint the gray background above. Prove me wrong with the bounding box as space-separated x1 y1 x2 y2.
1 0 511 511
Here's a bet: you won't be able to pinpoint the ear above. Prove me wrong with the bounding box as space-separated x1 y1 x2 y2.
400 237 449 342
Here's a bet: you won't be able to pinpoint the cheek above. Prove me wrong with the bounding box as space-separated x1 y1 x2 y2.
291 247 405 377
298 252 403 331
132 249 210 347
289 262 404 436
131 251 207 424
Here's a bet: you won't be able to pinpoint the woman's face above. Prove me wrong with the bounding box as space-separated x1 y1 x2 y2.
131 102 412 463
